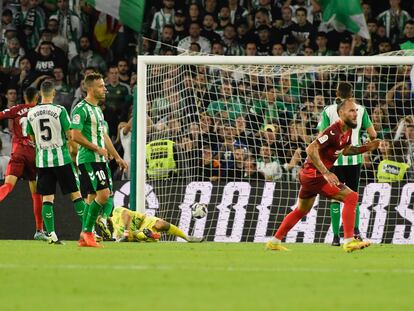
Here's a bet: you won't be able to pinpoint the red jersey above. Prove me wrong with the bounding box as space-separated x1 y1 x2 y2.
303 120 352 174
0 104 35 149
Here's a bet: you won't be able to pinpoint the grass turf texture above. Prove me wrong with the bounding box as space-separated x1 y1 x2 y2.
0 242 412 311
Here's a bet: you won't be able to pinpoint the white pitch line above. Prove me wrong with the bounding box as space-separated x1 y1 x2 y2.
0 263 413 274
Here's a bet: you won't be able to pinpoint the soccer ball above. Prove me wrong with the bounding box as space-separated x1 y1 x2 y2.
191 203 208 220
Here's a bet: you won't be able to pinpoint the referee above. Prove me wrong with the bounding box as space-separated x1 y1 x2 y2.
318 82 377 246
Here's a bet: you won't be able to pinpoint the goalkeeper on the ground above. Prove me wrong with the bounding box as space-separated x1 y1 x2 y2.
109 206 204 243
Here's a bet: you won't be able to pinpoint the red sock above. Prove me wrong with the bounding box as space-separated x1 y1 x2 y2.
342 192 359 239
275 208 308 240
32 193 43 231
0 182 14 202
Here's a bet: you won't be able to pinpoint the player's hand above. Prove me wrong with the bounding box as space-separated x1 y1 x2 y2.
115 157 128 171
322 171 340 186
365 139 381 152
96 147 108 160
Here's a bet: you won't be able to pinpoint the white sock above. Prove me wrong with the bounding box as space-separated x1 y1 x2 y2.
270 237 281 244
100 217 107 226
344 238 353 244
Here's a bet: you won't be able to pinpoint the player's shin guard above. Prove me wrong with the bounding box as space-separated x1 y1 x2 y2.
84 200 102 232
32 193 43 231
330 202 341 236
342 192 359 239
167 224 187 240
102 196 113 219
0 182 14 201
42 202 55 234
275 208 308 240
73 198 85 222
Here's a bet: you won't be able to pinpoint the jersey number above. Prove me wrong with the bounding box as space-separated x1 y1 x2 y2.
39 119 52 141
95 170 106 181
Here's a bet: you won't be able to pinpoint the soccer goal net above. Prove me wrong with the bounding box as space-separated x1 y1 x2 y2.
133 51 414 244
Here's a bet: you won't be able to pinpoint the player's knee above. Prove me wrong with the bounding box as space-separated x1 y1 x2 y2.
344 191 358 206
96 188 110 204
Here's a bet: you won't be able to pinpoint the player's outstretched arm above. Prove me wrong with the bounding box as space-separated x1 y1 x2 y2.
104 132 128 171
342 139 381 156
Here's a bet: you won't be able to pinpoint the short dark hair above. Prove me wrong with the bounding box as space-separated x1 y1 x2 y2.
84 72 103 88
337 81 353 99
40 80 55 96
24 87 38 102
296 7 307 16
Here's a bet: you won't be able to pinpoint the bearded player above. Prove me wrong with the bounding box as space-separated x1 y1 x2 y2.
0 87 46 241
266 99 380 252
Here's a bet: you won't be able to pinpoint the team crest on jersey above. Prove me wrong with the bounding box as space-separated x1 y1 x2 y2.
73 114 81 124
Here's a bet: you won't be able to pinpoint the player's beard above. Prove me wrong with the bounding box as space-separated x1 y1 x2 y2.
344 118 357 129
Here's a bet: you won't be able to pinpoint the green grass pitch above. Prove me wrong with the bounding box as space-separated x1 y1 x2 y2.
0 241 412 311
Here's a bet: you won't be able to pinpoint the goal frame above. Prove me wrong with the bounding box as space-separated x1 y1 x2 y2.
134 55 414 213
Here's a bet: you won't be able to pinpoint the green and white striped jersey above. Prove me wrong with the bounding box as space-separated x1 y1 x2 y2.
26 104 72 168
70 99 106 165
317 103 373 166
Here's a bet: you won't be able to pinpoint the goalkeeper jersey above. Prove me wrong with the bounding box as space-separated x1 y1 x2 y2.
71 99 106 165
26 104 72 168
317 103 372 166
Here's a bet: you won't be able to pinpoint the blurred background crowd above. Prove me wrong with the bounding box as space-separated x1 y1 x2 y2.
0 0 413 183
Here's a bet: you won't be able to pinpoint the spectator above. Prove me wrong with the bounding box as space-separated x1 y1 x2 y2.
154 24 176 55
30 41 66 77
104 65 131 136
228 0 249 25
315 31 334 56
207 83 244 122
13 0 44 50
52 66 73 111
173 9 188 43
252 7 272 30
8 56 37 101
377 37 393 53
243 156 265 180
377 0 411 45
187 3 202 25
284 35 301 55
0 37 23 76
211 41 225 55
351 34 370 56
215 123 237 178
256 24 272 55
45 16 69 54
177 22 211 53
117 59 131 85
400 19 414 48
49 0 82 60
237 22 250 45
289 7 316 49
386 81 414 128
257 144 283 181
201 14 221 44
198 145 220 181
223 24 244 55
338 38 352 56
271 42 285 55
151 0 176 40
245 41 258 55
215 6 232 37
285 0 321 24
68 35 107 86
370 105 391 140
202 0 219 18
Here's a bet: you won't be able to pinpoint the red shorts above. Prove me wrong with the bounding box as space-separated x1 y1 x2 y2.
5 145 36 180
298 168 345 199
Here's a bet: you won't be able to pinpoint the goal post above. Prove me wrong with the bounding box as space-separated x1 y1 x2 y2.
133 52 414 243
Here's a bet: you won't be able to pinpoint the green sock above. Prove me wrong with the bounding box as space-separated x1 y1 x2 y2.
102 196 113 219
42 202 55 234
330 202 341 236
82 203 90 229
84 200 103 232
354 203 360 230
73 198 85 223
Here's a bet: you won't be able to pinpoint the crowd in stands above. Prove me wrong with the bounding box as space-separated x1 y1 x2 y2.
0 0 414 183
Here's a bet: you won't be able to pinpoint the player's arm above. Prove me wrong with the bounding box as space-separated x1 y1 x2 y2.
71 129 108 159
342 139 380 156
104 132 128 171
0 105 20 120
306 135 339 185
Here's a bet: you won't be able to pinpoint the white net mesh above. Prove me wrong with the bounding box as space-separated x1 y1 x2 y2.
141 51 414 244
